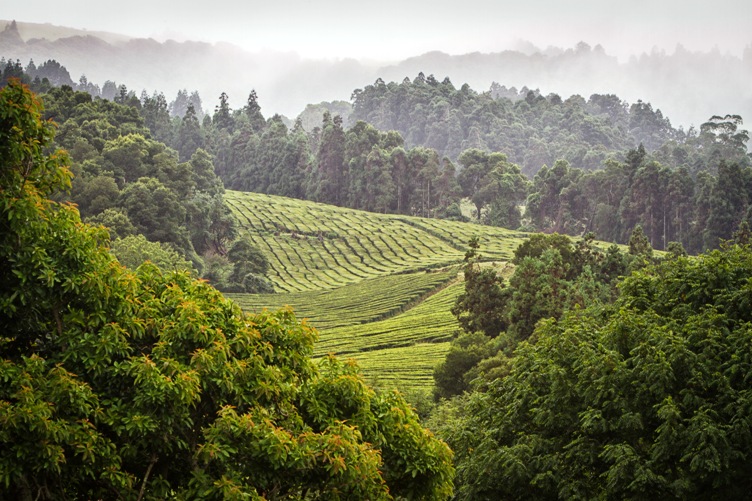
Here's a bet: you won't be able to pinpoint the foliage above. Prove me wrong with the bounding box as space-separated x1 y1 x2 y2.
452 233 625 341
432 332 497 400
444 234 628 398
85 208 137 239
31 83 250 285
347 77 751 251
442 243 752 500
350 76 684 173
451 238 509 338
110 234 196 274
524 143 752 253
457 149 529 227
0 80 454 500
7 62 752 254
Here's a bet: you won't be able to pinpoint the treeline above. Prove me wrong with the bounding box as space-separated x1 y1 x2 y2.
526 138 752 254
7 58 752 254
0 74 274 293
430 228 752 499
350 74 747 176
1 57 206 120
145 87 466 218
177 76 750 253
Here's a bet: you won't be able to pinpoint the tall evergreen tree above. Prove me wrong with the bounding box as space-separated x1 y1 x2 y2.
310 112 346 205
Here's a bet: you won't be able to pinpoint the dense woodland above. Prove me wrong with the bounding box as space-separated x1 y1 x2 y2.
0 79 453 500
3 47 752 499
3 58 750 255
433 230 752 499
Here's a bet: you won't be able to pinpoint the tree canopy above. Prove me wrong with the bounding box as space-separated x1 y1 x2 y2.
0 80 453 500
439 239 752 500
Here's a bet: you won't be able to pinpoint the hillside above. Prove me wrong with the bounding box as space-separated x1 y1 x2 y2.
5 20 130 44
224 190 529 391
2 20 750 127
224 190 526 292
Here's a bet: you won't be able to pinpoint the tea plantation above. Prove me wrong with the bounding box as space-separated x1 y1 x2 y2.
225 190 529 392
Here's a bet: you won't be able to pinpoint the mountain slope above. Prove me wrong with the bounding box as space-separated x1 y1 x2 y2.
225 190 528 392
225 190 525 292
2 20 749 127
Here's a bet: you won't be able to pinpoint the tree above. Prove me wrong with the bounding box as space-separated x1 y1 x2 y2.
526 159 583 233
118 176 189 251
311 112 346 205
226 236 274 293
212 91 233 131
0 80 454 500
451 238 510 338
699 114 750 159
457 149 494 221
628 223 653 258
176 103 204 162
102 133 151 184
188 148 222 196
110 234 196 274
140 91 172 144
244 89 265 133
74 173 120 217
443 243 752 500
457 149 528 226
447 234 628 397
85 208 137 240
705 160 750 247
433 332 498 400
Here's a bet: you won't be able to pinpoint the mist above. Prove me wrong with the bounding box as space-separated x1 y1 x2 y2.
1 0 751 129
3 0 750 61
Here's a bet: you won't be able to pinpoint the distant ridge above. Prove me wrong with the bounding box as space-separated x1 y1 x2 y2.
0 20 23 47
0 19 130 45
0 20 749 130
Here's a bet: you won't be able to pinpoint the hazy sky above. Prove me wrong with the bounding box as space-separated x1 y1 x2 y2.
6 0 751 60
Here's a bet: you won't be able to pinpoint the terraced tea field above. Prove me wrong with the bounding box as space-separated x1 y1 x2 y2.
225 190 530 392
315 282 466 390
225 190 527 293
227 268 458 330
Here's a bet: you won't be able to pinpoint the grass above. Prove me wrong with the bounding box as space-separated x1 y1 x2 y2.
314 282 465 392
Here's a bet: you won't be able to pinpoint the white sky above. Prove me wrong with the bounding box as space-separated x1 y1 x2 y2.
6 0 752 61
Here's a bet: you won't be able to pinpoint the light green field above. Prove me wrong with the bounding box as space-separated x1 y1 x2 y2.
225 190 526 293
224 190 530 392
315 282 465 391
227 267 459 331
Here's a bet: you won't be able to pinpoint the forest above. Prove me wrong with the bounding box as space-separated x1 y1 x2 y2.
4 57 750 257
2 49 752 500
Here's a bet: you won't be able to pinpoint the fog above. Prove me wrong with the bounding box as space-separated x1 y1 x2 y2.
1 0 751 128
4 0 750 61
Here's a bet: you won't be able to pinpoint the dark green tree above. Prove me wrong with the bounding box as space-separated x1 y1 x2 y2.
118 176 189 251
310 112 346 205
85 208 137 240
443 243 752 500
451 238 510 338
628 223 653 258
212 91 233 131
0 79 455 501
176 103 204 162
244 89 266 133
